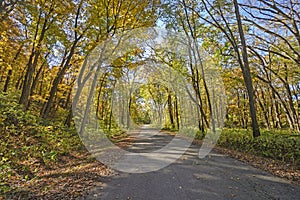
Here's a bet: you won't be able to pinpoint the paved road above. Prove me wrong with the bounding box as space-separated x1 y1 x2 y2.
82 126 300 200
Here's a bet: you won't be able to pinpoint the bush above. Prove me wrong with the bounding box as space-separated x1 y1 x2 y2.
217 128 300 165
0 92 83 194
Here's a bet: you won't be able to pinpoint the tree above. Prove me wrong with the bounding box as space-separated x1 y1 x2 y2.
233 0 260 137
183 0 261 137
18 0 56 110
40 0 87 118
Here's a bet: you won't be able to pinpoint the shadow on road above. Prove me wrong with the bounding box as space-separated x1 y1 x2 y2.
82 127 300 200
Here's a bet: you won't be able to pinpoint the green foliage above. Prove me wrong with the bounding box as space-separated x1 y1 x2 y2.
0 93 83 194
217 129 300 165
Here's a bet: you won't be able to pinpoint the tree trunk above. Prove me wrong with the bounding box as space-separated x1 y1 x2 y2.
41 39 78 118
41 0 84 118
30 53 49 96
4 44 23 93
234 0 260 137
64 107 73 127
127 97 132 129
174 95 180 130
19 7 51 110
19 52 36 109
3 69 12 93
257 89 270 129
167 91 174 129
96 74 107 118
272 90 282 129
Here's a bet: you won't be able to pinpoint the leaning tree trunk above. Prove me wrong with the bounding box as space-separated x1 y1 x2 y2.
19 6 52 110
41 0 84 118
234 0 260 137
41 39 78 118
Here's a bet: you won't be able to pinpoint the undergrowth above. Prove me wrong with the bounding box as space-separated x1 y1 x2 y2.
0 92 83 195
217 128 300 165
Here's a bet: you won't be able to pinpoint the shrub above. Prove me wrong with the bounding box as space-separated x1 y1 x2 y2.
0 92 83 194
217 128 300 165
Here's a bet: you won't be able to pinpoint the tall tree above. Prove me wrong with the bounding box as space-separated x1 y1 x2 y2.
233 0 260 137
40 0 86 118
19 1 55 110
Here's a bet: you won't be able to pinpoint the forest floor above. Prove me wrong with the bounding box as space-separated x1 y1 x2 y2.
2 128 300 199
2 134 136 200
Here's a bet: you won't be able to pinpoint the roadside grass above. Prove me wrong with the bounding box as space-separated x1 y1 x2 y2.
217 128 300 165
162 125 299 166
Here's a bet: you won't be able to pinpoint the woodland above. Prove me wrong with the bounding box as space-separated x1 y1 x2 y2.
0 0 299 198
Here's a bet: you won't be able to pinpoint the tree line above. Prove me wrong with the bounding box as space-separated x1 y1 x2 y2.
0 0 299 138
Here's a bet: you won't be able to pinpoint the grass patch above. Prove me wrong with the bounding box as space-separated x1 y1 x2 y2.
217 128 300 165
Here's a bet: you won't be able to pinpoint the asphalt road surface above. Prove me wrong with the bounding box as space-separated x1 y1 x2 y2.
82 126 300 200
